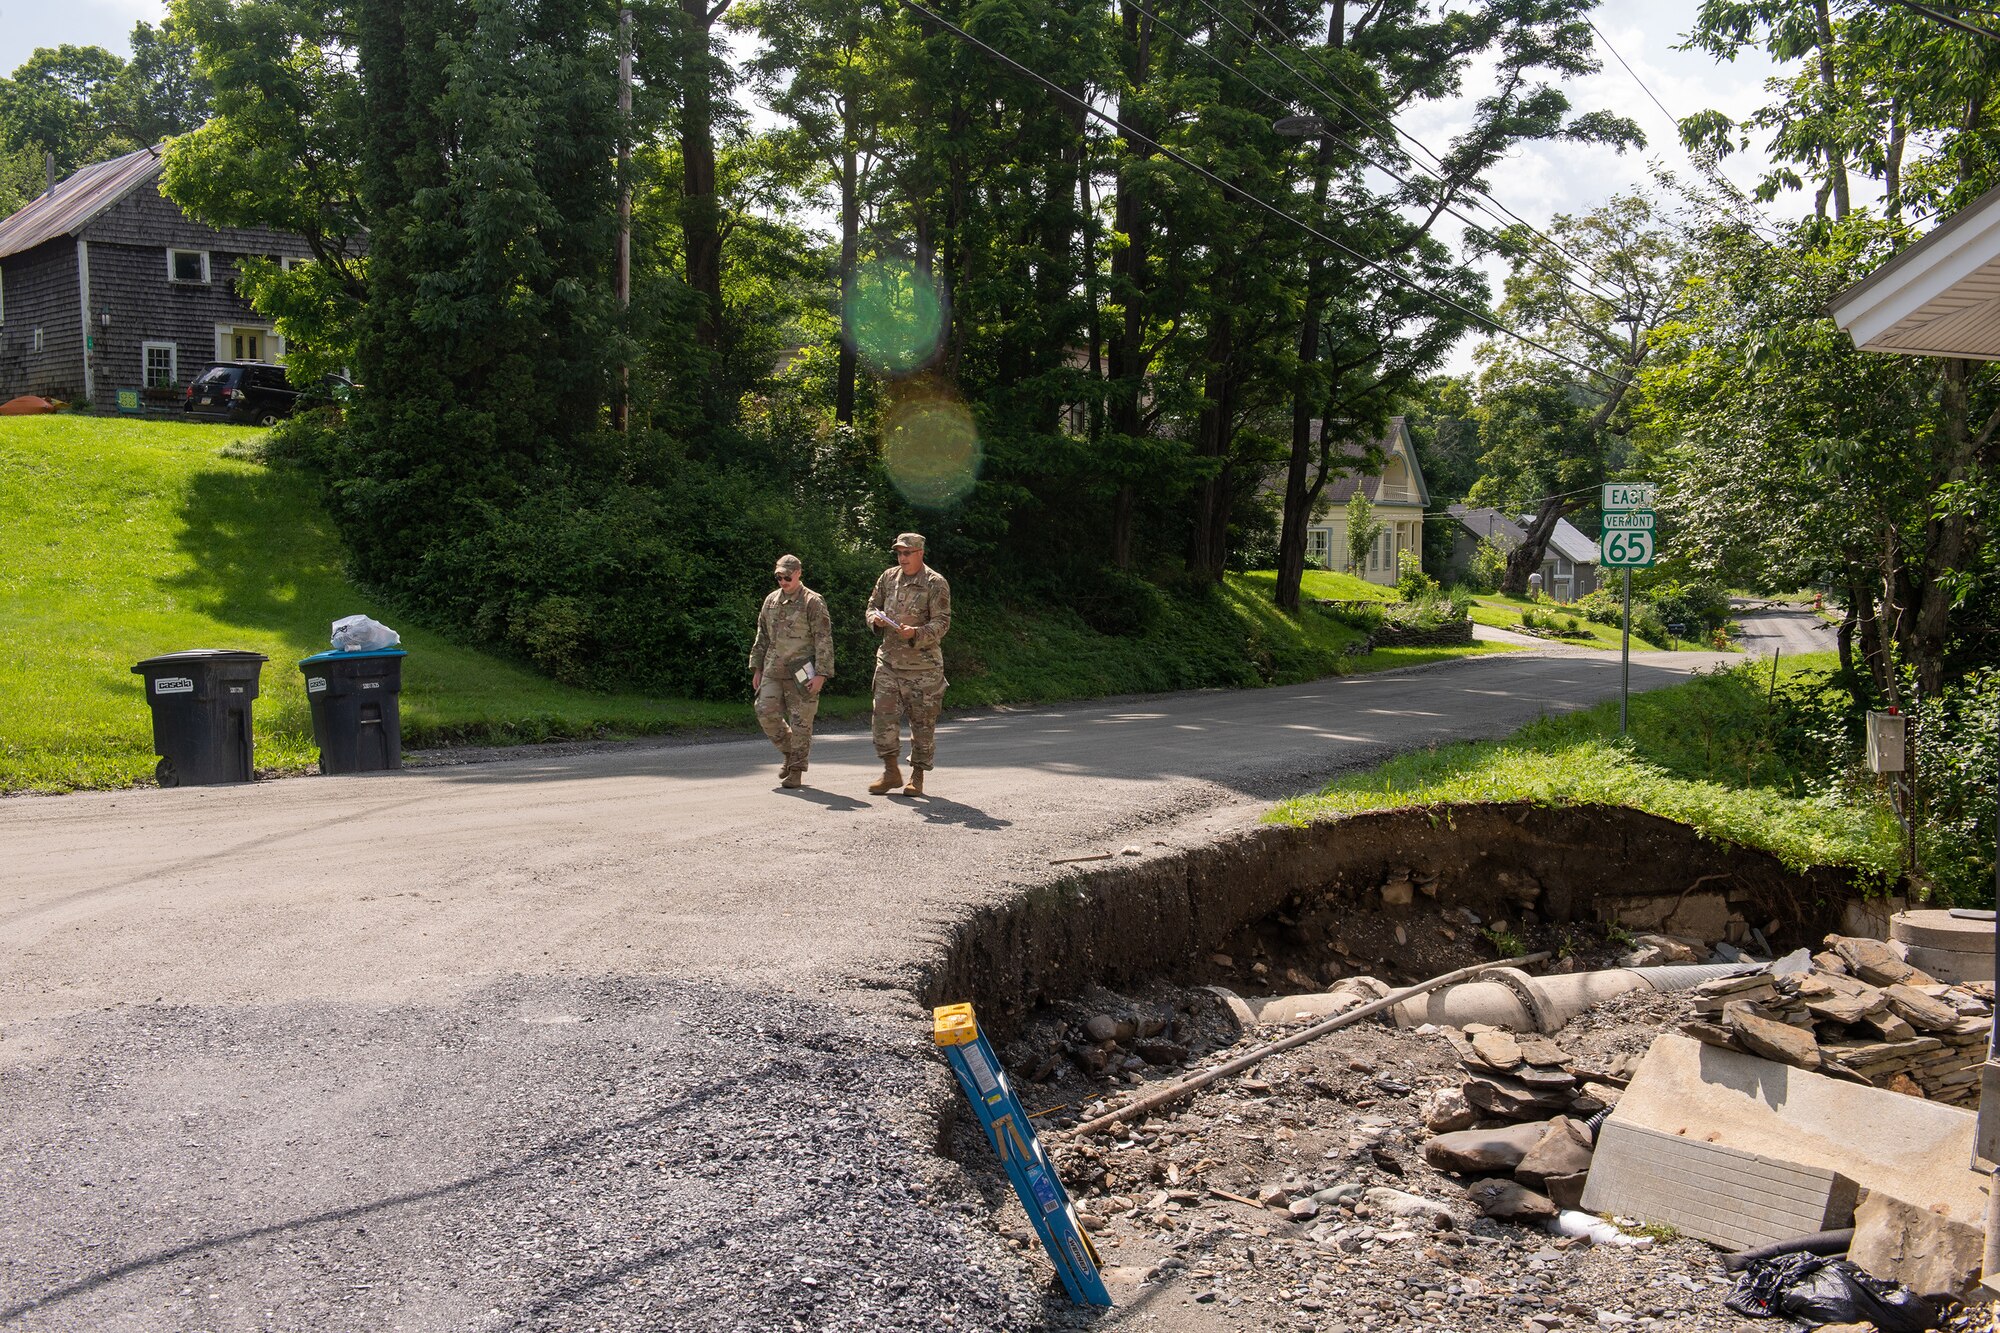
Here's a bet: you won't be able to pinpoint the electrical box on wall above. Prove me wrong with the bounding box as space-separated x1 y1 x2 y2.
1867 711 1906 773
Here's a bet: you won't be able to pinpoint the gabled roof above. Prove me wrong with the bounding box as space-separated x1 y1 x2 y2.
1314 418 1430 509
1828 184 2000 360
1544 517 1599 565
0 145 163 261
1447 506 1597 564
1447 505 1525 545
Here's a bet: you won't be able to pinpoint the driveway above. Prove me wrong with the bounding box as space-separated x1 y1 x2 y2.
0 649 1726 1332
1732 603 1838 658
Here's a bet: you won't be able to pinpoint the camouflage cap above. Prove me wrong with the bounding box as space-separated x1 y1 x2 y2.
892 532 926 551
773 553 802 573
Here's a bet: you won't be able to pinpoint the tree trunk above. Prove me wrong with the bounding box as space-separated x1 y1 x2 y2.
1105 0 1152 569
1273 2 1344 614
1885 96 1904 220
1810 0 1851 220
835 104 859 425
1500 496 1575 596
678 0 725 348
1900 358 1977 698
1189 305 1235 584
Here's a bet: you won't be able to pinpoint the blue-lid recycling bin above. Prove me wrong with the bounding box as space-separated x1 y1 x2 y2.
300 648 408 774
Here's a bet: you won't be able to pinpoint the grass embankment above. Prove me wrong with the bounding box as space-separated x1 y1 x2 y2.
1 416 787 792
1468 593 1669 651
1271 653 1901 884
1234 568 1400 603
2 417 1504 792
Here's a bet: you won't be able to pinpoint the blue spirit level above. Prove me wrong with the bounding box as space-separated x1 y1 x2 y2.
934 1002 1112 1307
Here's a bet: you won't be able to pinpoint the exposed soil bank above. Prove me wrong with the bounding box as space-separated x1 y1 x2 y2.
922 802 1892 1035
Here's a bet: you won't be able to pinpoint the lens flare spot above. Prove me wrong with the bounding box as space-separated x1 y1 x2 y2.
848 260 946 374
881 390 981 509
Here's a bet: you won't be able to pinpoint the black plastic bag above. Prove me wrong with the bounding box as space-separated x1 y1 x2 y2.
1724 1251 1937 1331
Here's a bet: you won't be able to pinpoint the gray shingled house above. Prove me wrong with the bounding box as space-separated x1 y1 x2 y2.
0 144 312 408
1443 504 1601 599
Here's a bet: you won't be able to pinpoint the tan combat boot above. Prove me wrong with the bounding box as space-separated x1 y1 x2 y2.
781 765 802 789
867 759 903 795
902 768 925 797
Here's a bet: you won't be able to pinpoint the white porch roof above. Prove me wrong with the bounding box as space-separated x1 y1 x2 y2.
1829 185 2000 359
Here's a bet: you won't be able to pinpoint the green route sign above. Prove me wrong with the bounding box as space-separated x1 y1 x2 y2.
1603 482 1657 510
1600 529 1655 567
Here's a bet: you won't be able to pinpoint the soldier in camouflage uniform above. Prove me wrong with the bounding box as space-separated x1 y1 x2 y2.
864 532 951 796
750 554 834 789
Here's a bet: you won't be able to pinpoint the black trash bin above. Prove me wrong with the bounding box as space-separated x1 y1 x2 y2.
131 649 269 787
300 648 408 774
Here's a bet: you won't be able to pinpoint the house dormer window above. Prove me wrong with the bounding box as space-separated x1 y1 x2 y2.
167 249 210 285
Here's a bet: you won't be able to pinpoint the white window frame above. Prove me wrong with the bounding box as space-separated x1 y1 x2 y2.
167 248 211 285
1305 528 1331 570
31 326 44 353
214 323 284 364
142 340 178 389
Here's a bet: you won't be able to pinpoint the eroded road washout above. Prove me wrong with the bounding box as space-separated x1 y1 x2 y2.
920 802 1894 1333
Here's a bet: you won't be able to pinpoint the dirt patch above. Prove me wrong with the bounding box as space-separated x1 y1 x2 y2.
921 802 1916 1331
953 978 1777 1332
924 803 1876 1037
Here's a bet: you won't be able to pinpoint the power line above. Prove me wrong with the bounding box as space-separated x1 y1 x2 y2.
1207 0 1632 294
1881 0 2000 38
1583 19 1788 241
1118 0 1631 311
898 0 1623 386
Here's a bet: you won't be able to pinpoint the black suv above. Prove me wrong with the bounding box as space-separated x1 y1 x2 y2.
183 362 353 426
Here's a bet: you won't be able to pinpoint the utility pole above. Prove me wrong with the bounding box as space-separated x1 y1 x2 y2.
614 6 634 433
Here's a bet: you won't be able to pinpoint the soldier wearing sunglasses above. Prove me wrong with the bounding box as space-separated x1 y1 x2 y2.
750 554 834 788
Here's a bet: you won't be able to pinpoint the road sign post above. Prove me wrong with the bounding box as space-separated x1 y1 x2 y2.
1600 484 1662 737
1621 569 1631 734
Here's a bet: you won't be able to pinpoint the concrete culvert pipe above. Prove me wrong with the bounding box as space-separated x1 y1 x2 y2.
1219 962 1757 1035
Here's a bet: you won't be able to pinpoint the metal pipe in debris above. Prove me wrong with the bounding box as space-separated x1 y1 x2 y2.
1063 952 1549 1139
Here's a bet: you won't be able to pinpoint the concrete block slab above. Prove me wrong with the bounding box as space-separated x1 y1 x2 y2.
1579 1121 1858 1249
1580 1035 1989 1244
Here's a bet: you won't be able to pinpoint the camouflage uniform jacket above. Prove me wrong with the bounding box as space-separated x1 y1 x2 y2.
750 585 835 678
866 565 951 673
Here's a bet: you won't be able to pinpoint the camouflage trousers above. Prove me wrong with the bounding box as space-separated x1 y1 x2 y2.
872 665 947 770
755 675 820 769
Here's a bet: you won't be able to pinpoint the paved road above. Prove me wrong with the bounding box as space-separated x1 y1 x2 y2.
1733 601 1839 658
0 646 1729 1332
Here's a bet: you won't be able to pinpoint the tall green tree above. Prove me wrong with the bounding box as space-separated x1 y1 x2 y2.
164 0 366 378
345 0 619 609
1467 192 1685 596
0 45 133 175
1639 216 1996 702
1267 0 1645 611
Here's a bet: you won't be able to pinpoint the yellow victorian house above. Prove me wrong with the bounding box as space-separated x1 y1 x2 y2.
1304 417 1431 586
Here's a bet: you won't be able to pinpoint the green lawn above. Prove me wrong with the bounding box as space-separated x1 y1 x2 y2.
1271 653 1900 884
1234 568 1400 603
1469 593 1672 651
2 417 1521 793
0 416 832 792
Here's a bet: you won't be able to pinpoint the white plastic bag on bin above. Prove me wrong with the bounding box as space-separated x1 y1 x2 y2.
330 614 400 652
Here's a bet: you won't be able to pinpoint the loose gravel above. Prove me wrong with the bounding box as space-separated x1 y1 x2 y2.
1 978 1054 1333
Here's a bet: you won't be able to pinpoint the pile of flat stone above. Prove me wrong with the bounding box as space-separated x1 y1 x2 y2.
1417 1024 1635 1222
1681 934 1993 1106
